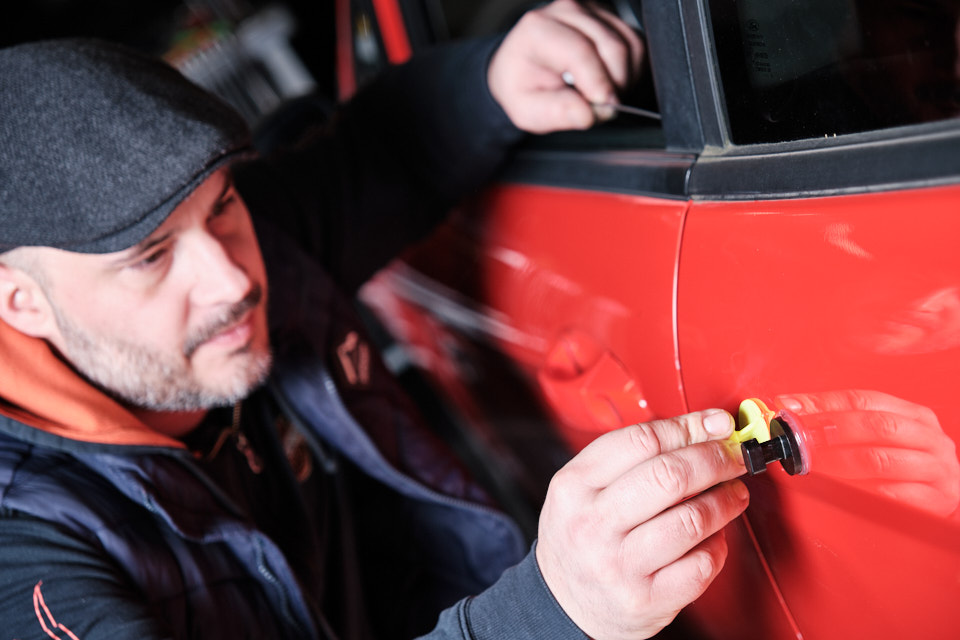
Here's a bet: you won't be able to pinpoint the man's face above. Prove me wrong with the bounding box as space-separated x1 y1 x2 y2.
36 166 271 411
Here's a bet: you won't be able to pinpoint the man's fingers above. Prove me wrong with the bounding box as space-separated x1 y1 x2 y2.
487 0 645 133
536 409 745 639
622 480 749 576
648 529 731 615
567 410 736 489
502 87 596 133
524 15 618 105
587 3 645 83
545 0 641 89
488 9 612 131
595 440 745 532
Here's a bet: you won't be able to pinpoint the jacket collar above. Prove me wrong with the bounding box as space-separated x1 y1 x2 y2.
0 321 183 449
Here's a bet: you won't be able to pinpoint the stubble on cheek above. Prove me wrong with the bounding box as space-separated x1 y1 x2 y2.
51 285 272 412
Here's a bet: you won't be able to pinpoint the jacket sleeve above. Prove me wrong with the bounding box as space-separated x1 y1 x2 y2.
422 545 589 640
235 36 525 295
0 511 172 640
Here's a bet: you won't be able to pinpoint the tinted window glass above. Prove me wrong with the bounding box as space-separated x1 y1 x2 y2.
709 0 960 144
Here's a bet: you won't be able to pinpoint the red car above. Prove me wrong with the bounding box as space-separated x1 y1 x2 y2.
348 1 960 639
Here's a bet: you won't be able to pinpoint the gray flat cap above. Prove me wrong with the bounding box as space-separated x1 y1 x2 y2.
0 38 252 254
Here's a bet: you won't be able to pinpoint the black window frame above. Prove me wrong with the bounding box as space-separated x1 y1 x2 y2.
659 0 960 199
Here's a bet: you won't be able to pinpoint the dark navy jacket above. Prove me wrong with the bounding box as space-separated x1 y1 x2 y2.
0 37 588 639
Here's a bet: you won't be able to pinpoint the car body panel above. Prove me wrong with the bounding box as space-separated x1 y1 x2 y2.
679 184 960 639
371 183 690 451
680 184 960 419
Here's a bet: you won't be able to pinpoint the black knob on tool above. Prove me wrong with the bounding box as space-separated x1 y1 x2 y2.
741 418 805 475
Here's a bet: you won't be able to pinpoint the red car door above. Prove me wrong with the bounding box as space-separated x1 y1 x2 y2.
676 0 960 637
679 184 960 640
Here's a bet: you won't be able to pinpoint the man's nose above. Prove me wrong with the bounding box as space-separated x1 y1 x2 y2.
186 233 253 307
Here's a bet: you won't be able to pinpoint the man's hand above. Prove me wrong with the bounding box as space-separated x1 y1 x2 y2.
488 0 644 133
536 410 748 640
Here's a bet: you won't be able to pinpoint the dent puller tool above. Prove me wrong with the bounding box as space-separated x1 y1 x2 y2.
729 399 807 476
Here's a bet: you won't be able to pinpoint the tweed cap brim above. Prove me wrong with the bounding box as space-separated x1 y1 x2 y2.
0 38 254 254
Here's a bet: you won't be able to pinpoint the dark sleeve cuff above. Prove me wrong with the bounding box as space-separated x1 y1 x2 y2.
443 35 527 179
428 543 588 640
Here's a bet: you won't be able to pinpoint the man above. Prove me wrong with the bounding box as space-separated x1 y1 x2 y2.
0 1 747 638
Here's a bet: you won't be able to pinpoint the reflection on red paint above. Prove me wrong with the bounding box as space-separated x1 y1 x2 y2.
770 390 960 517
538 329 653 449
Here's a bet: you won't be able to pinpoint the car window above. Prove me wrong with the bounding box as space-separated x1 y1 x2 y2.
709 0 960 144
434 0 664 150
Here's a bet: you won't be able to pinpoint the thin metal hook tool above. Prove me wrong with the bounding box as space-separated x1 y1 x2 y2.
561 70 662 121
591 102 662 121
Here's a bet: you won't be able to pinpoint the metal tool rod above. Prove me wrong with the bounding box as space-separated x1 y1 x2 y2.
592 102 662 121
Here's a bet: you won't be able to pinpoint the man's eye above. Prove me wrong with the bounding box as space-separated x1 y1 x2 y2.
133 248 169 270
212 194 236 218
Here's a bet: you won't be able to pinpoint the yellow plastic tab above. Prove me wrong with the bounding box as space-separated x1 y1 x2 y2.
730 398 774 444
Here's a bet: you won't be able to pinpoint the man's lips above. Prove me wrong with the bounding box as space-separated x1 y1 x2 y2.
183 283 264 358
203 311 254 350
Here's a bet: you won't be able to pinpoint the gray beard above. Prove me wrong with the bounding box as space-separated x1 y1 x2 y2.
49 288 272 412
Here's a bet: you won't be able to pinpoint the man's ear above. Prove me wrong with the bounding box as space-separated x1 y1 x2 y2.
0 264 58 339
